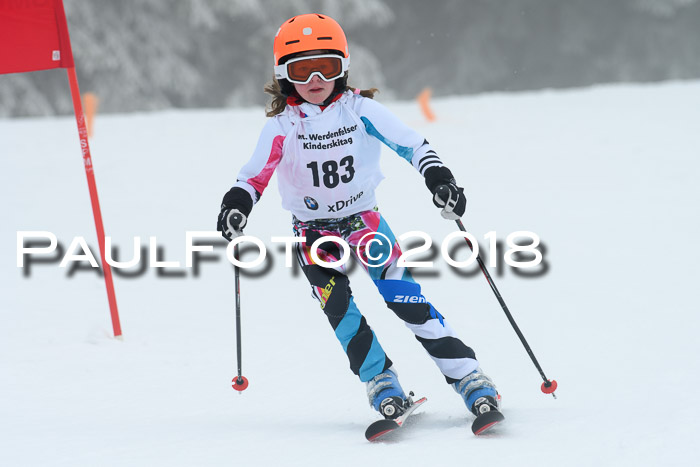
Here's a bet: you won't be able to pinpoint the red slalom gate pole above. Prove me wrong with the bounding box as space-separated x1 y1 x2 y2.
66 67 122 338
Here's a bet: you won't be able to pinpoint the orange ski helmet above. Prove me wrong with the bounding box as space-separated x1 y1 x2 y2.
273 13 349 66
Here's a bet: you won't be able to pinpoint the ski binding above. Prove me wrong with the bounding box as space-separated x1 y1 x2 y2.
365 395 427 442
471 395 505 435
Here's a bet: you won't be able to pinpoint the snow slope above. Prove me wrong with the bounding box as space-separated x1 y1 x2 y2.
2 81 699 466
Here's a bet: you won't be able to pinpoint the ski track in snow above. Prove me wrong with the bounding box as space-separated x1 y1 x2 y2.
2 81 699 466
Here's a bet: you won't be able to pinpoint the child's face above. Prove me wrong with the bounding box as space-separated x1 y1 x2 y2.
293 75 335 105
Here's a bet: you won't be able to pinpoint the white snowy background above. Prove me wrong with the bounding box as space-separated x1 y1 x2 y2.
1 81 699 466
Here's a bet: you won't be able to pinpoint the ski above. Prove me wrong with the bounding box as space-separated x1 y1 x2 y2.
365 396 427 441
471 408 505 434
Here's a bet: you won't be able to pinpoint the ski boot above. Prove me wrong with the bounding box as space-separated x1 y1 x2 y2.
366 367 409 420
452 367 504 434
452 367 500 416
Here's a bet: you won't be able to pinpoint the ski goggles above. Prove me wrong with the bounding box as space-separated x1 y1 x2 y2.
274 54 350 84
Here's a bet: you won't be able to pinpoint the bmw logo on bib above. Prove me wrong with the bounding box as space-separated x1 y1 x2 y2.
304 196 319 210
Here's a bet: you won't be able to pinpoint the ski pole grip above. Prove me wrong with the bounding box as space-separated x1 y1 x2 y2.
435 184 450 199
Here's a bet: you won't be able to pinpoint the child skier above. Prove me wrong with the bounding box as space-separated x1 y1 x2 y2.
217 13 500 427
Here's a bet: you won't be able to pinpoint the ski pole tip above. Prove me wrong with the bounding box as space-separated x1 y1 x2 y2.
232 376 249 391
541 379 558 395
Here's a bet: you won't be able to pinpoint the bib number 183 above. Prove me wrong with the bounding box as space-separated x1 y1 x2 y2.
307 156 355 188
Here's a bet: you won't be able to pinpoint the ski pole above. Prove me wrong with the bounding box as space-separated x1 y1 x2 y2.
230 223 249 392
437 187 557 397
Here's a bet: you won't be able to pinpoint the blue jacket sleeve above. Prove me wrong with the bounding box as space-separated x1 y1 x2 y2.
356 97 444 176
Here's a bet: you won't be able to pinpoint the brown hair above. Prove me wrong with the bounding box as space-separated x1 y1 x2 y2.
264 76 379 117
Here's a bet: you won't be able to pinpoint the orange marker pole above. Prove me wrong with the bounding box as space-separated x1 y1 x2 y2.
417 87 436 122
82 92 99 138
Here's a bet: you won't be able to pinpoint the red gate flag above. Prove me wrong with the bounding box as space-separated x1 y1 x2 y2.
1 0 123 338
0 0 74 73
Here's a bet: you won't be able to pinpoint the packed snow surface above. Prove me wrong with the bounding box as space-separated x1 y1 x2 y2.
2 81 699 466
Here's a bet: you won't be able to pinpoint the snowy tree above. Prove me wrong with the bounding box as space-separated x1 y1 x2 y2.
0 0 394 116
630 0 698 17
1 0 699 117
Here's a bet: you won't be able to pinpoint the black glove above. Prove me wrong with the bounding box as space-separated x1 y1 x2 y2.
217 187 254 241
424 166 466 220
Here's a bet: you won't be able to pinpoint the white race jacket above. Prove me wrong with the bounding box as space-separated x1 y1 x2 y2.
233 90 443 221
